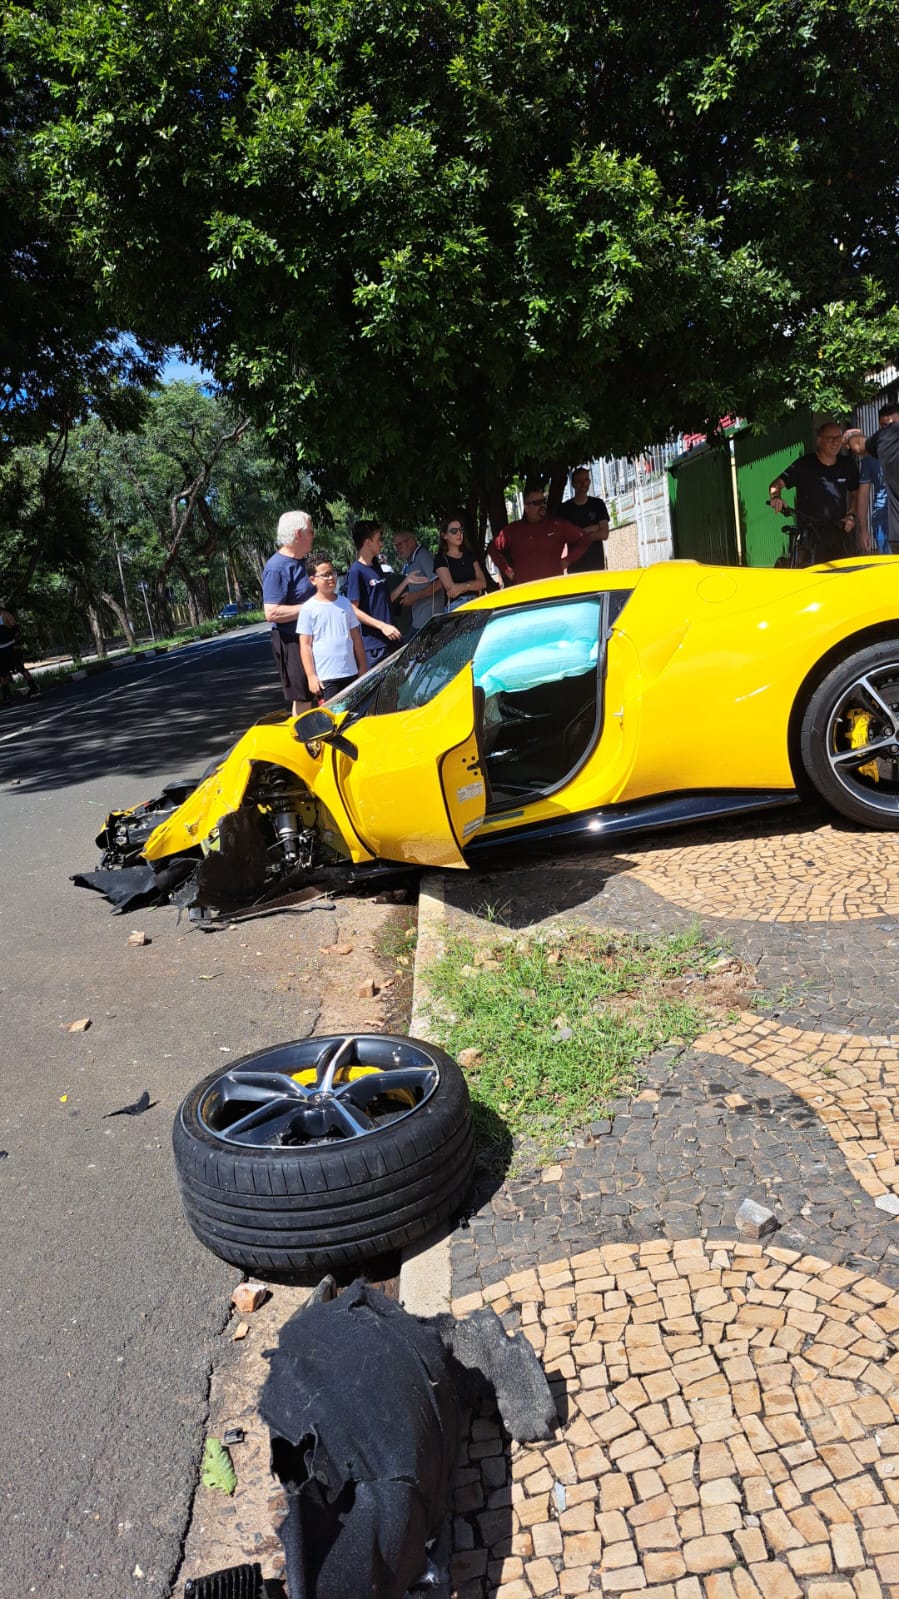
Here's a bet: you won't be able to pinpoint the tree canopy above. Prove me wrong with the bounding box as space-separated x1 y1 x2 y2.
5 0 899 525
0 385 299 650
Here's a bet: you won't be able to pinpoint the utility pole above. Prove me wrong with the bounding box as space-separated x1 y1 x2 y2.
112 529 135 634
138 581 156 642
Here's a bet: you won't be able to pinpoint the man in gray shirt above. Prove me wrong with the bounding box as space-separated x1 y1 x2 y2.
391 531 445 633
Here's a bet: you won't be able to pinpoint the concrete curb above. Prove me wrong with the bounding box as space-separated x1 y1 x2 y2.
398 870 453 1316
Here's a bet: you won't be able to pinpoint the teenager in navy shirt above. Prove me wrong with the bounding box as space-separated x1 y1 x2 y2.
345 521 402 668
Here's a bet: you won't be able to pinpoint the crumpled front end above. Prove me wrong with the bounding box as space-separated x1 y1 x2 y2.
75 719 369 920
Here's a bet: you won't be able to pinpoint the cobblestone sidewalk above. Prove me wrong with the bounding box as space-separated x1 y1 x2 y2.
434 810 899 1599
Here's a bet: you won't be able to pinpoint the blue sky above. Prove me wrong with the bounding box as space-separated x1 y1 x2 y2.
162 356 214 385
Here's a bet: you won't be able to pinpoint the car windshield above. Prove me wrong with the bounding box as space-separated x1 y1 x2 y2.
329 598 604 721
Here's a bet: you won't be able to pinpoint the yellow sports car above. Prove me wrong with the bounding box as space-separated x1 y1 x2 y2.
83 558 899 919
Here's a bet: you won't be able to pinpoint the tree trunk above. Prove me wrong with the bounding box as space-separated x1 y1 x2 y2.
87 603 106 658
193 572 213 620
479 475 509 544
99 591 135 647
153 576 173 635
547 462 569 516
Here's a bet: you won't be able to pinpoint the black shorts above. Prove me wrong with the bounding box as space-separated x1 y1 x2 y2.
318 674 357 702
270 628 310 705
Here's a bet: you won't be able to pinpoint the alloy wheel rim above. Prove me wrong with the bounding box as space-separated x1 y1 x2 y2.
826 663 899 809
195 1033 441 1148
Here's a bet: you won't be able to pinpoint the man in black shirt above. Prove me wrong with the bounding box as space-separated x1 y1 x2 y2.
769 421 859 563
557 466 610 573
865 403 899 551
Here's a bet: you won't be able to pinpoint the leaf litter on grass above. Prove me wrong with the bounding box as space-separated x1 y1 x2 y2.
426 925 750 1162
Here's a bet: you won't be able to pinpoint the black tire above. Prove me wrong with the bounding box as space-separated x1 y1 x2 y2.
799 641 899 828
172 1033 475 1274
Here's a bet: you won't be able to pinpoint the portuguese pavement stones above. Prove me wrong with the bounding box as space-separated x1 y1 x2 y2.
447 1240 899 1599
438 813 899 1596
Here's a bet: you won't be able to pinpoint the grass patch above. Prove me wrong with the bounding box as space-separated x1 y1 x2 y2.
426 925 720 1163
374 915 418 966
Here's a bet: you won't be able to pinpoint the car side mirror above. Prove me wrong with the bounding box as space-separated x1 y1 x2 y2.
293 709 337 741
292 708 359 762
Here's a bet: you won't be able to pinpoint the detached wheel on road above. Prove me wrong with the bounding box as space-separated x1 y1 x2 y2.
172 1033 475 1274
800 642 899 828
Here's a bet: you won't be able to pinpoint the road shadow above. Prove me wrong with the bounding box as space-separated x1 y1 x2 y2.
0 630 283 795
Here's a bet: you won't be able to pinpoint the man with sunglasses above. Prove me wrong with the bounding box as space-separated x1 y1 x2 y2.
485 481 591 587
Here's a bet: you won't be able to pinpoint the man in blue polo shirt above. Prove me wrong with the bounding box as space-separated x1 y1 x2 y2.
262 510 315 713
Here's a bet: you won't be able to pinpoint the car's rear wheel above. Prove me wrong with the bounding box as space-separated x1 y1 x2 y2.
799 642 899 827
172 1033 475 1274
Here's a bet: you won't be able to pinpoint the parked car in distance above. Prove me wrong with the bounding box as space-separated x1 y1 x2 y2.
218 600 257 620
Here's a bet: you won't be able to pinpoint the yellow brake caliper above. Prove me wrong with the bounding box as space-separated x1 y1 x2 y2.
291 1065 416 1108
845 709 880 782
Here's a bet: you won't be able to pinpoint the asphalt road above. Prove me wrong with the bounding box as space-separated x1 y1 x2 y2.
0 627 330 1598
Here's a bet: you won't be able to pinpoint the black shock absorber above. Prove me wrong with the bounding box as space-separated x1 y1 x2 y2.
272 804 301 865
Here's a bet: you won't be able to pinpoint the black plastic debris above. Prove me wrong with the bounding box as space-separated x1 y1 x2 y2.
432 1303 557 1441
183 1563 263 1599
73 855 198 913
72 865 162 911
260 1279 556 1599
104 1090 154 1119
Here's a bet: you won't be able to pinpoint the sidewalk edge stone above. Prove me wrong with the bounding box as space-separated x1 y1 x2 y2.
400 870 451 1317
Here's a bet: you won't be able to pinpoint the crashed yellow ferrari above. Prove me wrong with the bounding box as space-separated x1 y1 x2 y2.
80 558 899 920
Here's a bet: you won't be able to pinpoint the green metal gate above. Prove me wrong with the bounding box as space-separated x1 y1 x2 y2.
668 445 739 564
733 411 815 567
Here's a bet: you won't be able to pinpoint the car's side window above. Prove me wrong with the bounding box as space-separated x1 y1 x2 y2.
472 599 602 696
472 598 605 805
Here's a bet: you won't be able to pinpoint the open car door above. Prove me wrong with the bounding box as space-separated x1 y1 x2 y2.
332 665 487 867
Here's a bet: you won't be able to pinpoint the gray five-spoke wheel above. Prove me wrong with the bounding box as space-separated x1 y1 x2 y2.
800 643 899 827
173 1032 476 1273
197 1034 440 1148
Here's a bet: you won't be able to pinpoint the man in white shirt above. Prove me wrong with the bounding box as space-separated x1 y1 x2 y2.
297 555 368 702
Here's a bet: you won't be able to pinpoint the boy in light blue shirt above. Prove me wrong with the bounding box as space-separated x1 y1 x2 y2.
297 554 368 702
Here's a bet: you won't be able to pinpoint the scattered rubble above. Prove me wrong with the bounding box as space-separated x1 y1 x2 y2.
735 1196 779 1239
231 1281 268 1316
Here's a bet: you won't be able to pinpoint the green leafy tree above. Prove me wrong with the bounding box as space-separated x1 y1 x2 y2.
7 0 899 529
0 29 158 445
66 384 296 628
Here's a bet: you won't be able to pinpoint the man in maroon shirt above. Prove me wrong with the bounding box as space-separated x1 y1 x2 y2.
486 482 592 586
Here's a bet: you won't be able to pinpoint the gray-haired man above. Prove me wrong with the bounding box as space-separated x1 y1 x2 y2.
262 511 315 714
